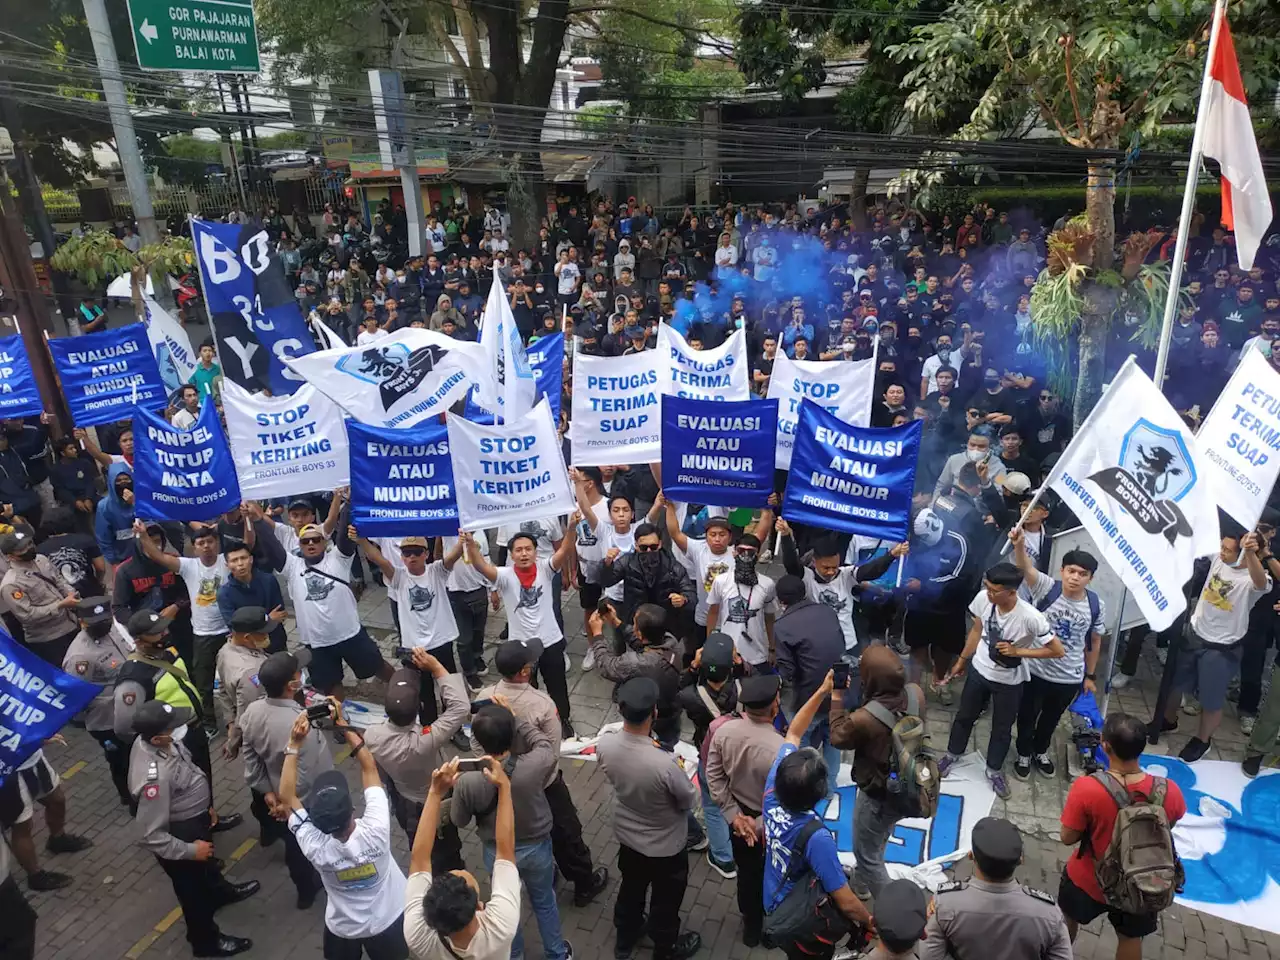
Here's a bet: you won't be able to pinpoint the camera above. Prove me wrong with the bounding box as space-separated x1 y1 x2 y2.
306 700 335 726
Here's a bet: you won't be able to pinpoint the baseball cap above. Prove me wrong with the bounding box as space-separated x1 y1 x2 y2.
287 499 315 513
384 668 421 722
873 880 929 945
1001 472 1032 495
229 606 270 634
133 700 194 739
128 609 172 638
616 677 660 720
298 524 326 542
399 536 429 550
494 639 544 678
701 633 734 672
76 596 113 625
307 770 354 835
0 529 33 554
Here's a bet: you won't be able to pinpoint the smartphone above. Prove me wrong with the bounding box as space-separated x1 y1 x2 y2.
832 661 851 690
305 701 333 723
395 646 415 660
456 757 489 774
596 598 615 616
470 698 493 714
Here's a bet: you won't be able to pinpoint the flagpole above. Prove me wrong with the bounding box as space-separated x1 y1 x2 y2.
1151 0 1228 391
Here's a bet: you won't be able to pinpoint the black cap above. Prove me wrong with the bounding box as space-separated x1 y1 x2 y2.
229 606 270 634
384 668 421 720
128 609 172 638
287 499 315 513
132 700 194 738
307 770 353 835
873 880 928 944
258 651 304 693
616 677 660 718
77 596 113 625
972 816 1023 866
701 633 734 670
494 639 543 678
0 528 33 554
739 674 781 709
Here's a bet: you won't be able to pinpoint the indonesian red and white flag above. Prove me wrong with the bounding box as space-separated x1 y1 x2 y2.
1202 6 1273 271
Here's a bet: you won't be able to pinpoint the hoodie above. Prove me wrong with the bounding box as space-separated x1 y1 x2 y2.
111 526 186 626
830 646 921 796
95 462 135 564
612 242 636 281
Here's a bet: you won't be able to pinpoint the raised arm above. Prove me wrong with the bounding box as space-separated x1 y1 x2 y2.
786 670 835 747
411 759 460 874
74 428 113 469
279 712 312 813
131 519 180 574
462 531 499 583
440 537 464 572
572 470 599 533
353 527 395 581
662 496 689 553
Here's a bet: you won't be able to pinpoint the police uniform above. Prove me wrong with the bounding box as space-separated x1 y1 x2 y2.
0 529 79 666
921 817 1073 960
62 597 134 805
704 674 784 945
128 701 257 957
213 607 273 755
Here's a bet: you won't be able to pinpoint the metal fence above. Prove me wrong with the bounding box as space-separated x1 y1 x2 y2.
44 178 351 226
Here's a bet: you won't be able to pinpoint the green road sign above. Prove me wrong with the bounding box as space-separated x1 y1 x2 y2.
125 0 261 74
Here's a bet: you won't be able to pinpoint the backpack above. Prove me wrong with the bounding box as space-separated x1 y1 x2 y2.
863 687 939 819
762 819 855 950
1089 772 1184 914
695 682 740 771
1035 582 1101 629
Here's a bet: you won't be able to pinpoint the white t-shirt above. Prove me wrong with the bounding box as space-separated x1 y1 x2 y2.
556 261 580 296
920 355 959 395
580 524 636 602
404 860 521 960
1024 569 1106 684
574 500 612 584
967 591 1054 685
357 328 389 345
289 787 405 939
178 556 230 635
497 516 564 561
391 562 458 650
444 534 491 592
677 538 732 627
171 408 197 430
493 558 563 647
708 571 777 665
801 566 859 651
283 548 361 648
1191 556 1271 646
274 522 303 555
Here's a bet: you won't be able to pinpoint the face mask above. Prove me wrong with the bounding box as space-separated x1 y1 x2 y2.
638 550 663 574
984 376 1001 388
14 547 35 562
967 447 988 463
734 555 759 585
907 335 922 348
812 567 837 584
170 723 188 742
936 348 951 361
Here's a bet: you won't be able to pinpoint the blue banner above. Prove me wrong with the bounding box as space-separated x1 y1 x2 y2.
192 219 315 396
465 332 564 426
348 419 458 537
132 399 242 521
48 324 167 427
0 335 44 418
660 395 777 508
0 628 99 786
782 399 920 540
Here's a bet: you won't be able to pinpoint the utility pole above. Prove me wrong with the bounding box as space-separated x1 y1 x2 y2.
229 78 256 195
81 0 162 246
215 77 248 211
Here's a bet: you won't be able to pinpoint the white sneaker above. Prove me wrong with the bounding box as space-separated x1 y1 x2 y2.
1182 695 1202 717
582 647 596 672
1241 715 1256 735
1110 673 1131 690
1156 647 1168 665
564 651 572 674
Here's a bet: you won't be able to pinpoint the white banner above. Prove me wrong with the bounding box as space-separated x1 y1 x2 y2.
448 397 574 531
656 323 750 402
1195 347 1280 531
767 353 876 469
222 380 350 499
1046 357 1219 631
570 349 663 466
141 295 197 395
284 328 482 428
475 273 536 422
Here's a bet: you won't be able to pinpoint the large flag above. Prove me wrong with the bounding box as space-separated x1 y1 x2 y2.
1045 357 1219 630
141 295 198 394
47 324 167 427
285 328 481 429
1202 5 1273 271
473 272 535 423
465 332 564 426
132 399 242 522
767 353 877 469
655 323 750 402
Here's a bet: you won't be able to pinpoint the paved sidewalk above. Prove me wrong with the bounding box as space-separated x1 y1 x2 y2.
19 580 1277 960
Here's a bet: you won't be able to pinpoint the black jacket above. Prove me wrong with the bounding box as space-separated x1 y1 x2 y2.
676 668 744 749
775 599 846 713
599 549 696 622
0 446 39 517
590 627 684 746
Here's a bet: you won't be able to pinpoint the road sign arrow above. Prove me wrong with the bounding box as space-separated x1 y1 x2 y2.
139 19 158 42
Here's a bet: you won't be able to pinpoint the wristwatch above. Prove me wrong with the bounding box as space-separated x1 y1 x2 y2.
284 747 300 756
1084 673 1096 681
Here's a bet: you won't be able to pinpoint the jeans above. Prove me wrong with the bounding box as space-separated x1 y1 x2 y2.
802 714 842 787
852 790 899 899
483 837 568 960
189 631 228 728
1014 675 1080 758
449 587 489 676
948 669 1023 772
697 759 734 864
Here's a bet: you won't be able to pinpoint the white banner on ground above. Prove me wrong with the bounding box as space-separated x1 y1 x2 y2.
656 323 750 402
141 295 197 394
767 353 876 469
1195 347 1280 531
447 397 574 531
570 348 663 466
1045 357 1219 632
221 380 350 498
284 328 481 428
1140 755 1280 935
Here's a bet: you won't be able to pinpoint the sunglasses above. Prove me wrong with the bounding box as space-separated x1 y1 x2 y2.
300 537 325 546
735 548 759 558
400 548 427 558
636 543 662 553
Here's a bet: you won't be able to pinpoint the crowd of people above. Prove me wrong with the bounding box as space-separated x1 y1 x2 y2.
4 192 1278 960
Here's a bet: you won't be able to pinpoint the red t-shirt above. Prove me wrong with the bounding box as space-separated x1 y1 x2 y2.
1060 772 1187 903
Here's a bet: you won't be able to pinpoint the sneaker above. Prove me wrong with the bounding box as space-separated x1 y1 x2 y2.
1158 716 1179 733
451 730 471 751
889 635 911 657
1182 696 1202 716
937 753 956 779
583 647 596 672
45 833 92 854
1240 715 1257 736
573 867 609 907
561 719 577 740
705 852 737 879
758 547 773 564
476 659 490 676
742 927 761 948
562 940 575 960
1110 672 1131 690
1034 753 1056 778
987 770 1012 800
1243 754 1264 779
685 832 709 853
564 651 572 673
465 674 483 692
659 931 702 960
1013 756 1032 780
1178 736 1210 762
28 870 72 891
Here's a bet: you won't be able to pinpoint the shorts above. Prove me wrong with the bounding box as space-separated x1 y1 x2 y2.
903 607 967 655
6 753 60 826
307 628 387 692
1057 868 1158 939
1173 631 1243 712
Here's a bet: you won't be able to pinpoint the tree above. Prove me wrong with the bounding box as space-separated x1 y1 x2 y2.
888 0 1280 423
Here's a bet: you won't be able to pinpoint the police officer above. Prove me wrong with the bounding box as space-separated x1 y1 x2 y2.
214 607 272 756
596 678 702 960
0 528 80 666
921 817 1073 960
128 700 258 957
62 596 134 806
114 609 242 830
363 656 469 872
705 673 785 948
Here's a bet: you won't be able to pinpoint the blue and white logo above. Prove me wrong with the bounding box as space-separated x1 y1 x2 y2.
1119 419 1197 502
